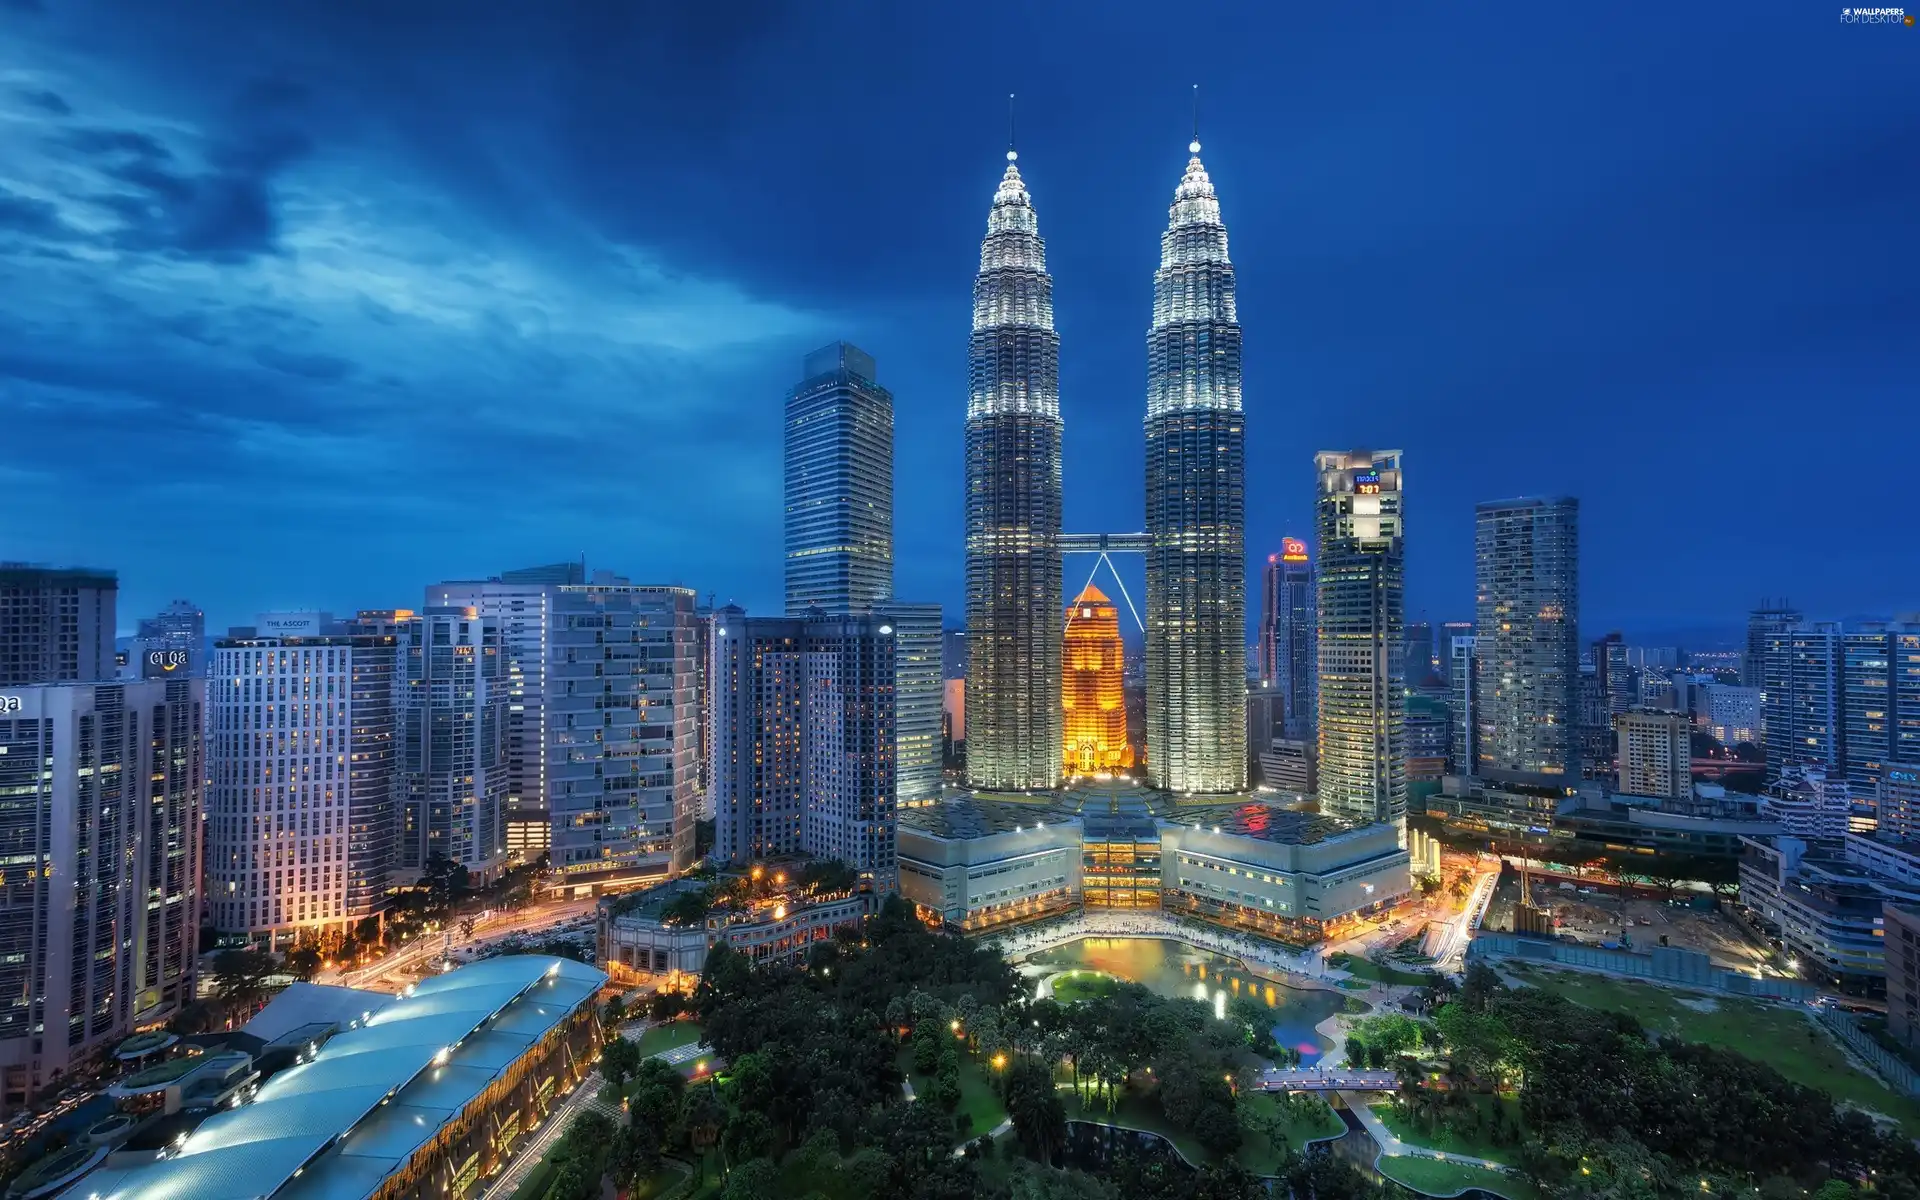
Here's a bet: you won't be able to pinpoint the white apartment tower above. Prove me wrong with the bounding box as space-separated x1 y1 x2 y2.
207 632 400 941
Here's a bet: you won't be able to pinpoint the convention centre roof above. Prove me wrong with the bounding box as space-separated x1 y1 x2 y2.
85 955 606 1200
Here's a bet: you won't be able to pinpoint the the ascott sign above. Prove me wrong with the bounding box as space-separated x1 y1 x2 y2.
0 696 21 715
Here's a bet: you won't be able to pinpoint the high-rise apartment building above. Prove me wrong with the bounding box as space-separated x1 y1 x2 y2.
710 607 897 889
965 146 1063 791
692 603 716 820
548 583 698 893
1878 764 1920 844
0 564 116 685
0 678 204 1106
1764 621 1845 785
1614 708 1692 799
1843 622 1920 801
1315 450 1406 828
397 607 509 880
1473 497 1580 781
785 343 894 614
133 599 205 678
427 563 585 858
875 602 942 807
1703 683 1762 746
1747 601 1802 688
1144 136 1246 795
1258 539 1314 737
1592 631 1633 717
207 631 399 940
1449 635 1479 775
1063 584 1132 777
801 613 899 888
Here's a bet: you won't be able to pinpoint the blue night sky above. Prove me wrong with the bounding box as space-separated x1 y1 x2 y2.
0 1 1912 641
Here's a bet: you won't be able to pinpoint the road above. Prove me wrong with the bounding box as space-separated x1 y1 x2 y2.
325 898 601 993
1433 870 1500 973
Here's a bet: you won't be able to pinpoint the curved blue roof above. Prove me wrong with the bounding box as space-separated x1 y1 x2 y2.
87 956 606 1200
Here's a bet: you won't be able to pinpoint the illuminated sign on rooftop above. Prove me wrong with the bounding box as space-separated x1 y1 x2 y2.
1281 538 1308 563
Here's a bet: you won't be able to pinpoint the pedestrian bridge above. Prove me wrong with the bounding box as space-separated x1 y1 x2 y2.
1256 1066 1399 1092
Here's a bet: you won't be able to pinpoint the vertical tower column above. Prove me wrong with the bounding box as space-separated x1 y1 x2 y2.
964 151 1064 791
1144 139 1247 794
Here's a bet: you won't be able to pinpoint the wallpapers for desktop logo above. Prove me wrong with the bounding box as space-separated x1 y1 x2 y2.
1840 6 1913 22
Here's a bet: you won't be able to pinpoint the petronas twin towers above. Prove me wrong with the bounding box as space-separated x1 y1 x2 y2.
965 130 1246 795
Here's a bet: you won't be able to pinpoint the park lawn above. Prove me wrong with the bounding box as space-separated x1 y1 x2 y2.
1509 965 1920 1130
1329 953 1434 987
1050 971 1120 1005
895 1046 1009 1143
633 1020 705 1058
1376 1154 1541 1200
1371 1094 1523 1165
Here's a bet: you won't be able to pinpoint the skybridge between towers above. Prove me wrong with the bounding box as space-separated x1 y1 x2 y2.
1060 532 1149 634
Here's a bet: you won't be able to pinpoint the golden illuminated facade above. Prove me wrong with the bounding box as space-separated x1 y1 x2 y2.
1062 584 1134 777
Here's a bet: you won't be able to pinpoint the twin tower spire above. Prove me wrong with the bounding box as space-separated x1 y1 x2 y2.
963 94 1247 795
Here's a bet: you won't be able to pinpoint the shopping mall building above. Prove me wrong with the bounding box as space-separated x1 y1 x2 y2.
897 780 1412 945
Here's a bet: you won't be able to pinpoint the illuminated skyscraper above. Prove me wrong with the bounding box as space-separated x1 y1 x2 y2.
964 144 1062 790
1315 451 1406 828
1473 496 1580 780
1259 540 1315 737
1144 135 1246 794
785 343 893 614
1063 584 1133 776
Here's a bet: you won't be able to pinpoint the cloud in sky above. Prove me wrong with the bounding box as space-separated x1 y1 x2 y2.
0 16 835 626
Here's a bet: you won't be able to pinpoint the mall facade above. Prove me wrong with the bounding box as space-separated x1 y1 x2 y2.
897 781 1410 945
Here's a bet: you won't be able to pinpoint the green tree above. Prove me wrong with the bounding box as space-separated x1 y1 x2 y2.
721 1109 777 1165
211 948 277 1008
283 947 322 980
1004 1060 1066 1165
720 1157 778 1200
599 1034 641 1090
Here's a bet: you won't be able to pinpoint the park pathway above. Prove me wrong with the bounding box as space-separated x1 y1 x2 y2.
1341 1093 1511 1172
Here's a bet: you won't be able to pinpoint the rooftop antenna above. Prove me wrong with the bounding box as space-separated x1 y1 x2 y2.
1007 92 1017 162
1190 83 1201 154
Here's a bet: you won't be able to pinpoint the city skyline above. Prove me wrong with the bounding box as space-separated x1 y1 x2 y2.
2 5 1912 637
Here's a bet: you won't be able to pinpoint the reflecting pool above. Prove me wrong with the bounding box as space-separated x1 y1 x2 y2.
1025 936 1344 1062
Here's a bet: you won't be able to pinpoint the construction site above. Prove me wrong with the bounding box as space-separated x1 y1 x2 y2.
1482 864 1777 975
